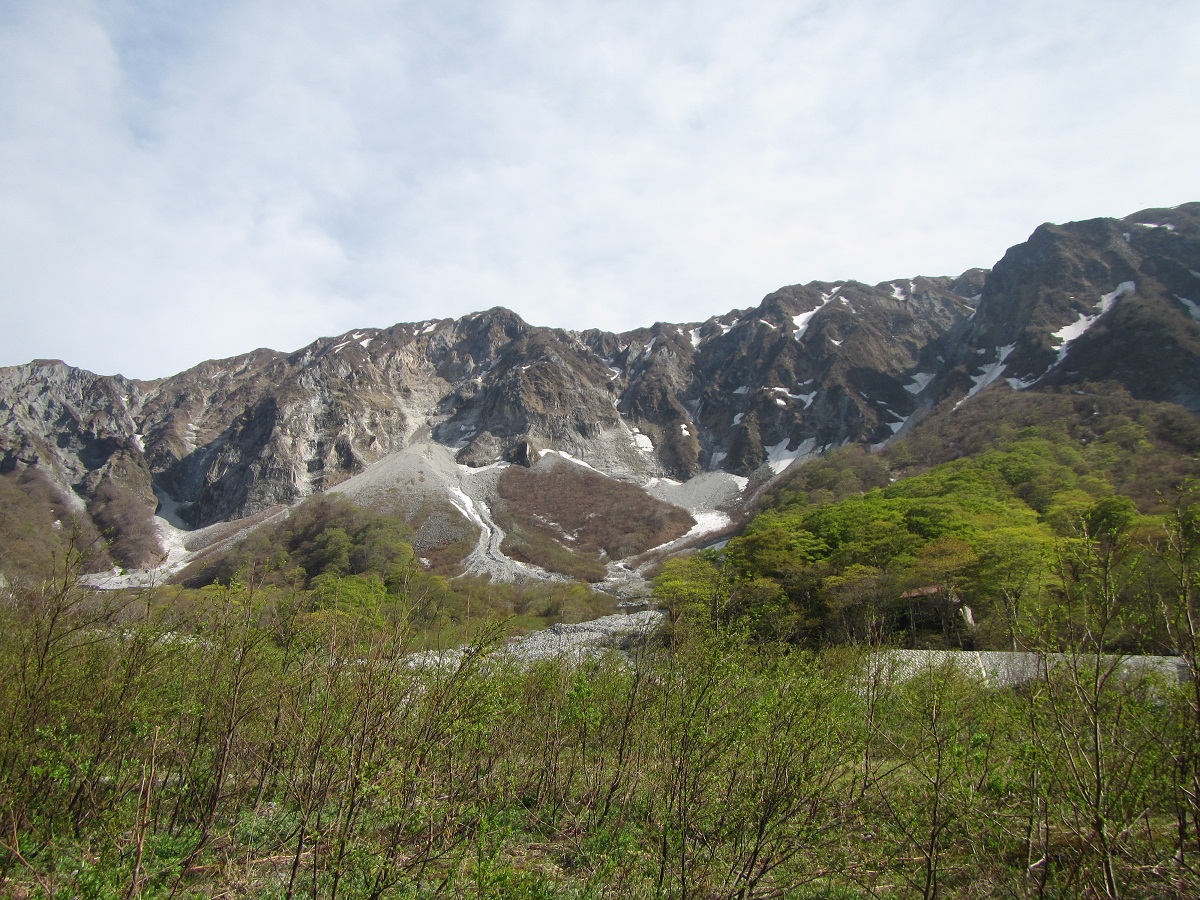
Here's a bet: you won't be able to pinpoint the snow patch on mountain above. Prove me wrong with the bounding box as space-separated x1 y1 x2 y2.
956 344 1016 409
632 430 654 452
1177 297 1200 321
792 287 841 340
1052 281 1135 362
905 372 935 394
446 486 485 530
1006 375 1038 391
645 476 682 488
648 511 732 555
764 437 818 474
539 449 602 473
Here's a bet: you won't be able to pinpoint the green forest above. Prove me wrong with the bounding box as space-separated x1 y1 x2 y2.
5 384 1200 897
657 385 1200 653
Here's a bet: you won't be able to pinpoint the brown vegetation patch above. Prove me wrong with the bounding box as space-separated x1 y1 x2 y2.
86 477 161 568
0 468 109 576
494 459 693 581
403 498 479 575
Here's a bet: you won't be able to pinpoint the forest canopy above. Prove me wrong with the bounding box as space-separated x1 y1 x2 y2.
654 387 1200 651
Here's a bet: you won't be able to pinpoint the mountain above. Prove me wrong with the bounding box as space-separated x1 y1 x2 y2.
2 203 1198 582
925 203 1200 411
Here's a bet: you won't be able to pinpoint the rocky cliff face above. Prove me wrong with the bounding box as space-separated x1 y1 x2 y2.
0 361 162 563
3 203 1198 567
926 203 1200 411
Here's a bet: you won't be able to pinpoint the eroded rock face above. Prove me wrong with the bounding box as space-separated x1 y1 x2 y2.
0 361 160 565
2 286 974 541
433 327 628 470
683 277 974 474
5 203 1199 556
929 203 1200 410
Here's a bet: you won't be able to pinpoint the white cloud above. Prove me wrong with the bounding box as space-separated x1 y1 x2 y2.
1 0 1199 377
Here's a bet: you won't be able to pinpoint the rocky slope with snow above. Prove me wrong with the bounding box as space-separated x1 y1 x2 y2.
923 203 1200 412
2 203 1198 576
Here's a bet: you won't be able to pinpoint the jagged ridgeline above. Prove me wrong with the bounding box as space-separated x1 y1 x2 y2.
1 202 1199 583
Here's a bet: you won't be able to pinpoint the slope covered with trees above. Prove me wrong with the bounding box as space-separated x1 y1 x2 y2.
654 383 1200 652
171 493 618 646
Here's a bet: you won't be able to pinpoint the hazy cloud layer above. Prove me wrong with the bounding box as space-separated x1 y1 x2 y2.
2 0 1198 378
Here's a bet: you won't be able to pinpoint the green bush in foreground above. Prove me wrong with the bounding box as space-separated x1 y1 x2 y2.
2 545 1200 898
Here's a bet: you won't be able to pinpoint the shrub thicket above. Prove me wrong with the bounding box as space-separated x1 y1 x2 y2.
0 468 109 576
2 537 1199 898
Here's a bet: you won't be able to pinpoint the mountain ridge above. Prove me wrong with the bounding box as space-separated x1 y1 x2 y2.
3 203 1198 579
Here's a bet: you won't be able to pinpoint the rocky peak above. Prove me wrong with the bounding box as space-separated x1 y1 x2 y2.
931 203 1200 411
683 275 976 474
966 217 1139 368
434 325 627 468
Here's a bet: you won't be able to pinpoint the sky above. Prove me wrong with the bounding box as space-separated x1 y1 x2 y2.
2 0 1198 380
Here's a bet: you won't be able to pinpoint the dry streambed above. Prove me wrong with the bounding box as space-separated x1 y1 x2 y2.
407 609 665 667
